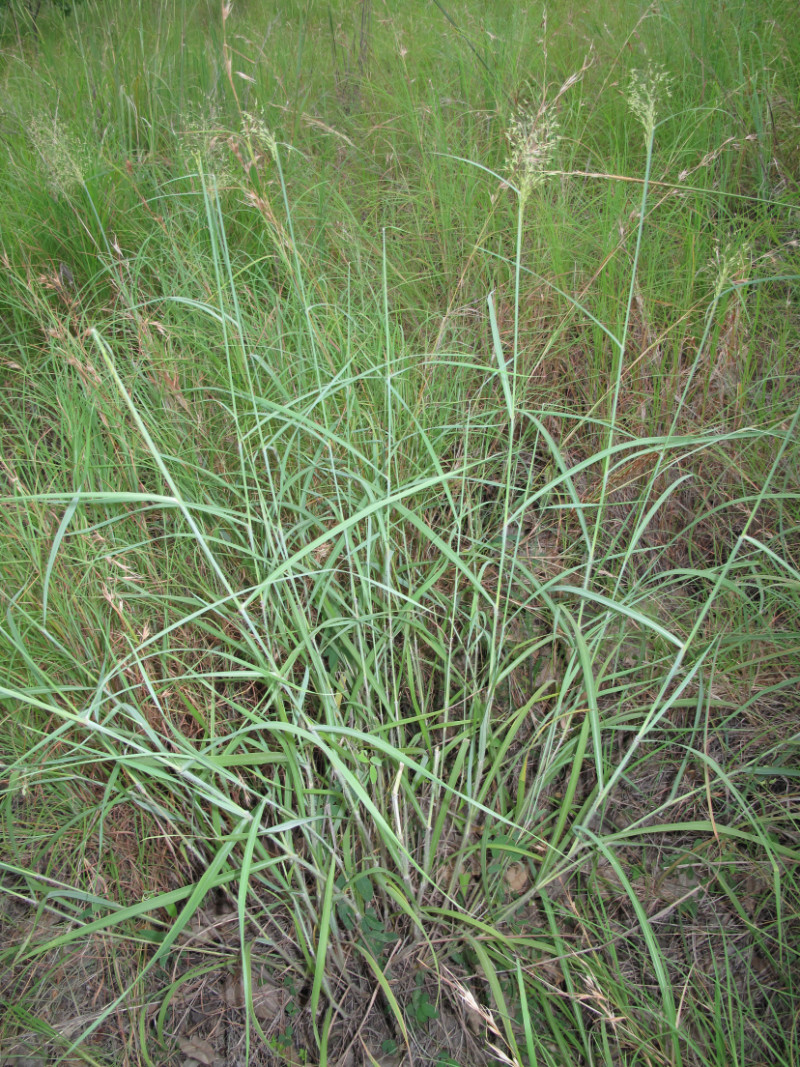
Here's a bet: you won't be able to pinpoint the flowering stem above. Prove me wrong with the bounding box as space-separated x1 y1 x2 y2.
485 189 526 769
513 192 526 408
591 126 655 573
579 125 656 792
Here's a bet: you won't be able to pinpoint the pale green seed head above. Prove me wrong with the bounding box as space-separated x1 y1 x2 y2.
626 63 673 139
712 240 751 299
27 113 89 196
179 108 235 185
506 103 560 206
241 110 278 163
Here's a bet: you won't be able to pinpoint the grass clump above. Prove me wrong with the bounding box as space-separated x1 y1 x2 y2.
1 0 799 1065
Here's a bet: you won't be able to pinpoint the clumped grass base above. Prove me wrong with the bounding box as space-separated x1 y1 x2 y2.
1 1 799 1065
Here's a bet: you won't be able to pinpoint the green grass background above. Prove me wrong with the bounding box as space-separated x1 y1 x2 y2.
1 0 799 1064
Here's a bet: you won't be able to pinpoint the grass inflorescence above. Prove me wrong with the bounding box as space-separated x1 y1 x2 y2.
1 1 799 1064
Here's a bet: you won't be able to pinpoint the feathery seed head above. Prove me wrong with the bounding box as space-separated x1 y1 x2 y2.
712 240 751 299
626 63 673 139
241 111 278 163
28 113 89 196
506 102 560 206
179 111 235 185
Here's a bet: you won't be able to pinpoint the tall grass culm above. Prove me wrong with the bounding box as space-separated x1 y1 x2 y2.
1 0 799 1064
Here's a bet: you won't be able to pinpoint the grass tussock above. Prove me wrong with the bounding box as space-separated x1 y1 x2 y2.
1 0 799 1064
